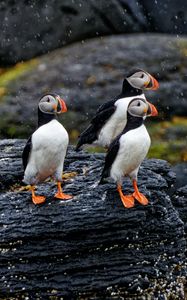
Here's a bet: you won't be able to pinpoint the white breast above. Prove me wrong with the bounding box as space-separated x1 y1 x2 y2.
96 94 146 147
110 124 151 183
24 119 69 184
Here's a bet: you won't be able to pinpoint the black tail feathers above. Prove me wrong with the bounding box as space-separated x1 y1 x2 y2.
99 168 109 185
75 140 83 152
99 177 106 185
75 124 97 151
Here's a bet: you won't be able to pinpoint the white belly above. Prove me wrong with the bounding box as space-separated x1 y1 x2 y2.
97 115 127 147
110 125 151 183
24 119 69 184
96 94 146 147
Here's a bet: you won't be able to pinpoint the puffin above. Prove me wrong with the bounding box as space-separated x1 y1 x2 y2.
100 97 158 208
22 93 73 205
75 69 159 151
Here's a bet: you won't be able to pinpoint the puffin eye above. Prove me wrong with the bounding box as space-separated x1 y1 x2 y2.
47 98 50 102
137 102 141 106
140 74 144 78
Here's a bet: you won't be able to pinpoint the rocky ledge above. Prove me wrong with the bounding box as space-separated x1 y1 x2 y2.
0 139 186 299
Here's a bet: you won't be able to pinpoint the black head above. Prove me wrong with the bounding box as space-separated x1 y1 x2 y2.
37 93 67 127
38 93 67 114
121 69 159 97
127 98 158 118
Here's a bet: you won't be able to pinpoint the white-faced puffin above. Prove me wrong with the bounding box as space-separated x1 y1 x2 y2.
75 69 159 151
100 97 158 208
22 93 73 205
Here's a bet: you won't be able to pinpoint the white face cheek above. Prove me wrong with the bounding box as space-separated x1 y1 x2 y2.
129 72 151 89
127 98 148 117
39 102 54 113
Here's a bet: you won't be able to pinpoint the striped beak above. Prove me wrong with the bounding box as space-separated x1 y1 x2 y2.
147 101 158 116
56 97 67 113
144 75 159 90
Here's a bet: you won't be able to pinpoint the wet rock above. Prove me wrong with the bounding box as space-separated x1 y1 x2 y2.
142 0 187 34
0 139 186 299
172 185 187 234
0 139 23 190
171 163 187 190
0 34 187 139
0 0 187 65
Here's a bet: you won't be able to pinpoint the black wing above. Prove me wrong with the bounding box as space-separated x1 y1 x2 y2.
75 104 116 151
100 138 120 184
91 105 116 128
96 99 116 114
22 136 32 171
75 124 97 151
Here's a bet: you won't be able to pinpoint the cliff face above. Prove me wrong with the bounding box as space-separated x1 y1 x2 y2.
0 139 186 299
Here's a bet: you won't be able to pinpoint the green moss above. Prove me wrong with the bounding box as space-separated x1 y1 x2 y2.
148 141 186 164
147 117 187 164
176 39 187 56
0 59 38 101
0 116 33 139
86 145 106 153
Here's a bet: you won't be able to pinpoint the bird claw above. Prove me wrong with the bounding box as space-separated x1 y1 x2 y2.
120 194 135 208
54 192 73 200
133 192 148 205
32 195 46 205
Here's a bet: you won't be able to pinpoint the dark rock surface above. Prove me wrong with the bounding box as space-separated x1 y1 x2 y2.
172 185 187 234
0 34 187 139
0 139 23 191
171 163 187 190
0 0 186 65
142 0 187 34
0 139 186 299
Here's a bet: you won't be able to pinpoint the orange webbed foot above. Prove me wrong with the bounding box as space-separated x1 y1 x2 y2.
117 184 135 209
31 186 46 205
54 192 73 200
133 191 148 205
32 195 46 205
120 194 135 208
132 180 149 206
55 181 73 200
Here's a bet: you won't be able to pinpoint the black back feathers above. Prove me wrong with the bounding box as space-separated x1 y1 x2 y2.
121 79 142 97
100 138 120 184
75 102 116 151
22 136 32 171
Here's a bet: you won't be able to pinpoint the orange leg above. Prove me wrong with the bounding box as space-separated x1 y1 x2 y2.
54 182 73 200
117 184 134 208
31 186 46 205
132 179 148 205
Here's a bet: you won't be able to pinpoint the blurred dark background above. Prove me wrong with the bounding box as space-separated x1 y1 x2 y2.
0 0 186 182
0 0 187 65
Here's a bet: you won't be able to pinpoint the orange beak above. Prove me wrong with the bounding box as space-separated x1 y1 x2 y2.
150 75 159 90
144 75 159 90
147 101 158 116
58 97 67 113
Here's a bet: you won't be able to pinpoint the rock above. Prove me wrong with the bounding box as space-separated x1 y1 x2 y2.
0 139 186 299
171 163 187 190
0 139 23 190
142 0 187 34
0 0 187 65
172 185 187 234
0 34 187 139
